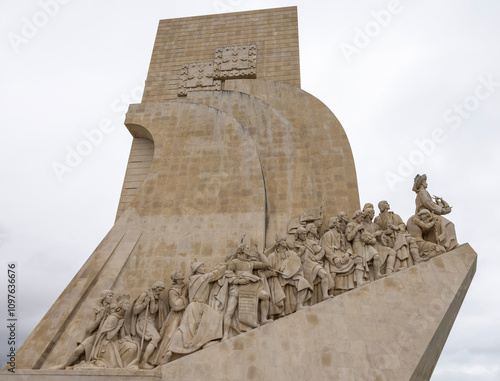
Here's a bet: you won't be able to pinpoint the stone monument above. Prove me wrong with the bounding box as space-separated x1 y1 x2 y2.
3 6 476 381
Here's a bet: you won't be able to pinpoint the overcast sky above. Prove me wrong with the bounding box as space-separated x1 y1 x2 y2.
1 0 499 379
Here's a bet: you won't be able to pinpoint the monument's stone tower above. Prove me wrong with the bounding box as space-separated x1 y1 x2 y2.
6 7 475 381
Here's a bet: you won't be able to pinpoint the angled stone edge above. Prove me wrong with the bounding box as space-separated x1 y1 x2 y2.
1 244 476 381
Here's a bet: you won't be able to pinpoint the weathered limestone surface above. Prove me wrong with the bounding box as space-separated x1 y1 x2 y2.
3 244 476 380
181 80 359 245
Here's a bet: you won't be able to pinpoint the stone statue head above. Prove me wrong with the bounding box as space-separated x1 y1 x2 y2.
378 200 390 212
152 281 165 292
305 223 318 239
191 260 204 274
413 174 428 192
295 226 307 241
170 270 185 283
116 294 131 312
337 212 348 223
352 210 364 223
362 204 375 220
275 232 287 246
328 217 338 230
362 203 374 212
236 243 251 260
417 208 432 221
99 289 114 305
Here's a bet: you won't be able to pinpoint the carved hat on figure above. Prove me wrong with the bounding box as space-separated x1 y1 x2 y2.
275 232 287 243
190 259 204 273
152 281 165 291
170 270 184 282
413 174 427 192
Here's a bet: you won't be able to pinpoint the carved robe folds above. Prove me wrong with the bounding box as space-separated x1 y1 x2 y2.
320 229 356 294
167 267 226 355
267 249 312 317
90 312 139 370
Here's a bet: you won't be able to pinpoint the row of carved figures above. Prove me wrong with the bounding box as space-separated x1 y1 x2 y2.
52 174 458 370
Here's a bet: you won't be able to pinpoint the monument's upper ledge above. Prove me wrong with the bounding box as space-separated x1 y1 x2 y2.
157 6 299 25
142 7 301 102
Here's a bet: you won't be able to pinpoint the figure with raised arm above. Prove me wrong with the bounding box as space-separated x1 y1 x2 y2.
161 260 227 363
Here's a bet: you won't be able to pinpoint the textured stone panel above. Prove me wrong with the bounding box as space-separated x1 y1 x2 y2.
179 83 359 244
224 79 360 230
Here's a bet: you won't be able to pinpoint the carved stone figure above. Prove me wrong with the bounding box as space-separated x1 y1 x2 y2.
374 200 426 270
320 217 356 295
337 211 349 234
162 261 227 363
413 174 458 251
152 270 189 366
50 289 115 369
346 211 381 286
407 209 446 258
294 225 333 303
223 243 272 340
266 233 312 318
362 204 396 277
130 281 167 369
89 294 140 370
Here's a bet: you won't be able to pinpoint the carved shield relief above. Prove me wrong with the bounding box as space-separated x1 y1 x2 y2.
179 62 221 96
214 44 257 79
